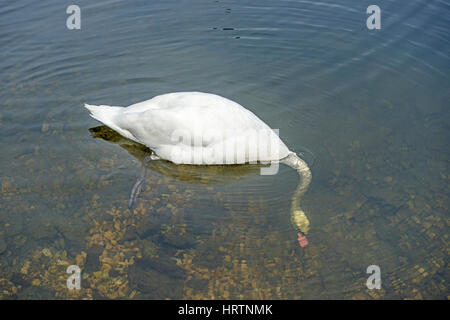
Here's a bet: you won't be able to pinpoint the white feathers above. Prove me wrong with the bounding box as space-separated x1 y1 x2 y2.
85 92 291 164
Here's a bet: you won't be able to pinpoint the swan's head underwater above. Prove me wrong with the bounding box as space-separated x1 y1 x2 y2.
85 92 313 248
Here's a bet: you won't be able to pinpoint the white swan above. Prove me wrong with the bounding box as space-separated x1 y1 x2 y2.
85 92 312 247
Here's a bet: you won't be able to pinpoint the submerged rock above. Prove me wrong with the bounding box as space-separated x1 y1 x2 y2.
0 237 6 254
129 263 184 299
161 232 197 249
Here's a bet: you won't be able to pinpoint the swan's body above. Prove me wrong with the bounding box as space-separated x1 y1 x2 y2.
85 92 290 165
85 92 312 247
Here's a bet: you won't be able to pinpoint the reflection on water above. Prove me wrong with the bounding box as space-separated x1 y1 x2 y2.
0 0 448 299
89 125 265 185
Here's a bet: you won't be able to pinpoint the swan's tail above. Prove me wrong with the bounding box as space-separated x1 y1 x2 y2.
84 104 122 126
84 103 138 141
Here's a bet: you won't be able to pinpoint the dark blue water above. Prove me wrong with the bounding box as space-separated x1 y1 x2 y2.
0 0 448 299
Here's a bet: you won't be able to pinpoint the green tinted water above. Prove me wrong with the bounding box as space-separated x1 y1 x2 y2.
0 0 448 299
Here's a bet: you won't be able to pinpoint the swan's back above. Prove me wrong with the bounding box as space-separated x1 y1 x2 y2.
126 92 265 130
85 92 290 164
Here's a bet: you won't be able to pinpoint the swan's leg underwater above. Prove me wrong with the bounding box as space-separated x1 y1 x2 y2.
281 153 312 247
128 155 153 209
127 152 312 247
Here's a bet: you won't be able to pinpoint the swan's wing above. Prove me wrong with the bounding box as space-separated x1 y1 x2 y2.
114 92 290 163
123 92 220 113
116 104 248 149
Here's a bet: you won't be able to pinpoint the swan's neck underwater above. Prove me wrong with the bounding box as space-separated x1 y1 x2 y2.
282 152 312 247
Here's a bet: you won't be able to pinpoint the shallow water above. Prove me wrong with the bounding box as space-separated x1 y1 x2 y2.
0 0 448 299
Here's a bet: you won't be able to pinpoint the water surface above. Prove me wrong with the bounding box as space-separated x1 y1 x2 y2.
0 0 448 299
